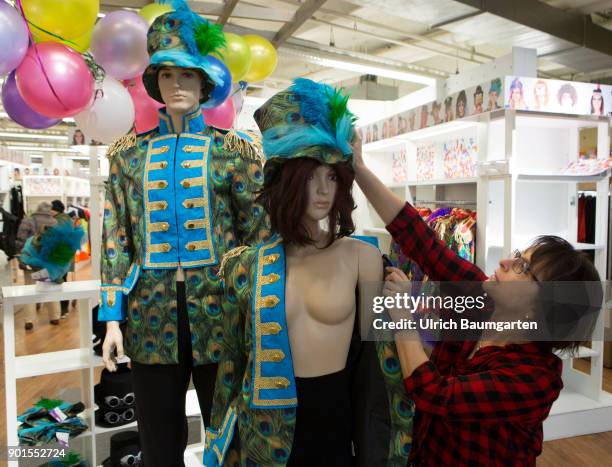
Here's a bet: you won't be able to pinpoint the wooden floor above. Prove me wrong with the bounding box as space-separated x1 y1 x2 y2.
1 262 612 466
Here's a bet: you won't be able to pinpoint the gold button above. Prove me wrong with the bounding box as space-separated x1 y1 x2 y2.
185 202 194 208
187 244 196 251
160 161 168 169
271 351 284 362
181 180 190 188
157 181 167 189
182 161 191 168
187 222 195 229
107 299 115 307
162 244 171 252
161 222 169 231
274 379 289 388
183 145 193 153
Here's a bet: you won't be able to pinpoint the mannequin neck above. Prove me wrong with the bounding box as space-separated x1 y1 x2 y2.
166 104 200 134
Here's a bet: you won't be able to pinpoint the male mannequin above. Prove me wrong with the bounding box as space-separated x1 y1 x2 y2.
99 4 269 466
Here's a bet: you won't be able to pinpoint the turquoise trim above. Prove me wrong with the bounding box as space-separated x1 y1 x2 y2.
203 406 237 466
157 107 205 136
352 235 380 251
250 236 297 409
123 264 141 293
98 288 126 322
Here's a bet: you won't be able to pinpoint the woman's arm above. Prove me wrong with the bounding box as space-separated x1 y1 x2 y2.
352 132 485 283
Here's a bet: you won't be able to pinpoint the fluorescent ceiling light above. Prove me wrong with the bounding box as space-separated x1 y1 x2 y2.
0 131 66 141
8 146 79 153
310 57 436 86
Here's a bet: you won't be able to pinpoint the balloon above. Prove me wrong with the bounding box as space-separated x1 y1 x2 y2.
74 77 135 144
231 82 247 117
139 2 173 25
243 35 277 83
1 71 60 129
213 33 252 82
201 56 232 109
22 0 98 40
90 11 150 80
0 1 29 75
123 75 163 134
15 42 94 118
33 28 92 53
202 97 236 130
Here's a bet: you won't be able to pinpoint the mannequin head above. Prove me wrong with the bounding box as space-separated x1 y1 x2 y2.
157 66 205 117
258 158 355 248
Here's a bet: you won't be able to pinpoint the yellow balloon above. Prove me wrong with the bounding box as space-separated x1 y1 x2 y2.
213 33 252 82
33 28 92 53
23 0 98 40
139 3 173 25
243 35 277 83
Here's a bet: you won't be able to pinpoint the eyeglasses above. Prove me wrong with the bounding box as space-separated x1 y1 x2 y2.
103 408 135 425
120 451 142 466
103 393 135 409
511 249 539 281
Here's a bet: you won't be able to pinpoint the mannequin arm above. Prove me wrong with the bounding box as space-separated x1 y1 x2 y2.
99 153 135 321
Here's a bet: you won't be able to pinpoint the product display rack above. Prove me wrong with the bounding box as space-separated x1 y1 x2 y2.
356 106 612 440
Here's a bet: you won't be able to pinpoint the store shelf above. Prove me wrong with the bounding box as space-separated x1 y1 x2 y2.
549 389 612 416
516 171 610 183
1 280 100 306
554 346 600 360
573 243 606 251
93 420 138 435
408 177 477 186
15 349 92 379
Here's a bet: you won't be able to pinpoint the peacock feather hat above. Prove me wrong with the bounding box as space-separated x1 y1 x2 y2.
142 0 226 104
254 78 357 183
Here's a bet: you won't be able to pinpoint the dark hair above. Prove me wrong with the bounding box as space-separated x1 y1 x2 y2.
456 91 467 115
528 235 603 354
591 89 604 114
51 199 65 213
257 158 355 248
474 85 483 97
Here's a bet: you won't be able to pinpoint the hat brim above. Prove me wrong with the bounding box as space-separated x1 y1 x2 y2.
143 50 219 104
264 147 353 185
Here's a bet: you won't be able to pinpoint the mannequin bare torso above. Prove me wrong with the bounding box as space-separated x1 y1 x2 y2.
285 236 383 377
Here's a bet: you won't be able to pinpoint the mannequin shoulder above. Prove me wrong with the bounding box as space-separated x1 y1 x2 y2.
340 237 383 279
216 129 265 164
106 129 158 163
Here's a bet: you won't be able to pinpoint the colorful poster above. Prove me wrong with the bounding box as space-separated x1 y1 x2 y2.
392 148 408 183
504 77 612 116
442 137 478 178
416 143 435 180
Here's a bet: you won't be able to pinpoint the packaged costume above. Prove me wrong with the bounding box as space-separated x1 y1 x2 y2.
204 79 413 466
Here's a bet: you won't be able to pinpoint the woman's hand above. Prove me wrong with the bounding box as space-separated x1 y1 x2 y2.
351 129 365 169
383 267 412 324
102 321 125 372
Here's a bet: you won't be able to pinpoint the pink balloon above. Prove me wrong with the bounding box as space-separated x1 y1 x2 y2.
15 42 94 119
202 97 236 130
123 75 163 134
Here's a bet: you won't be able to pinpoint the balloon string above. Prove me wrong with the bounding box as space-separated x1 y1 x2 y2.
14 0 69 113
25 20 79 48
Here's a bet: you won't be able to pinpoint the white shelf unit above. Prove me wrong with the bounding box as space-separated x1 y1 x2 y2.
2 280 207 466
21 175 91 213
356 107 612 440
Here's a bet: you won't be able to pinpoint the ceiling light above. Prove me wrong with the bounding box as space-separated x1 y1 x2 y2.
0 131 66 141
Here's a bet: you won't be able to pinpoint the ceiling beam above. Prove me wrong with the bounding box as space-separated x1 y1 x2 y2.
453 0 612 57
273 0 327 46
569 0 612 15
218 0 241 25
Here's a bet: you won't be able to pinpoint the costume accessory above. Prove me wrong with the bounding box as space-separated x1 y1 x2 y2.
102 431 142 467
95 363 136 428
142 0 226 104
253 78 357 183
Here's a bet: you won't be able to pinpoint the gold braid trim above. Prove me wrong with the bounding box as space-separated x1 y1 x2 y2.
106 133 137 160
223 130 265 165
218 246 249 277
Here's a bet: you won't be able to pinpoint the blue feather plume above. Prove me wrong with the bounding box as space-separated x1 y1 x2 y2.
159 0 206 61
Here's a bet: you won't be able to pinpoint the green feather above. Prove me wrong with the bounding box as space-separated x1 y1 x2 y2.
36 398 63 409
327 87 357 132
194 20 226 56
48 242 76 266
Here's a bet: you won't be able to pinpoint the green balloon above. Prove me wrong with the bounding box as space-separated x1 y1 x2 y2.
138 3 173 25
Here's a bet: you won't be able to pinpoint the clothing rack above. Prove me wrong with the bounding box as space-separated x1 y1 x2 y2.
415 199 476 206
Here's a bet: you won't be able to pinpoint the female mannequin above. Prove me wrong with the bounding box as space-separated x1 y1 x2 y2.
204 79 412 466
98 4 270 466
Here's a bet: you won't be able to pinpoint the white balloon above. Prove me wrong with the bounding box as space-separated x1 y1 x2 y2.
74 77 135 144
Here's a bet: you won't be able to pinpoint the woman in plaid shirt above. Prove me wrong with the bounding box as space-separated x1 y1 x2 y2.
351 132 602 466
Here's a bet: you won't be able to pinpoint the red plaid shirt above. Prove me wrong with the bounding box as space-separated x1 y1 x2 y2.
386 203 563 466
